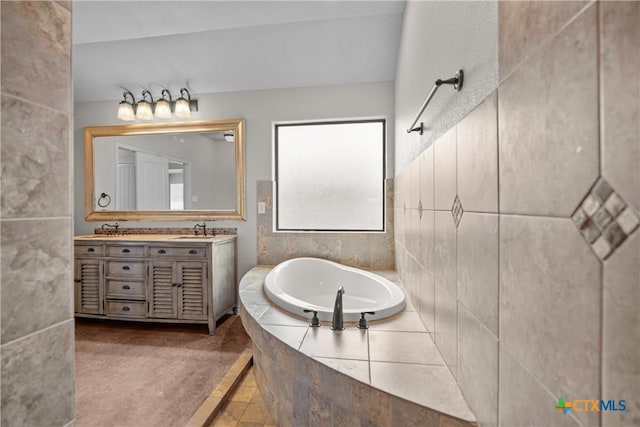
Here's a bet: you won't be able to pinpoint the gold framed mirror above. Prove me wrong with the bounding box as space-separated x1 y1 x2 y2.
84 118 245 221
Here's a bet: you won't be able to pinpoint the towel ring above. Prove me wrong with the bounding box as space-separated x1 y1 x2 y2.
97 192 111 208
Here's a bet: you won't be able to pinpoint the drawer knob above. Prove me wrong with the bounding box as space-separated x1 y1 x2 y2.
88 248 95 253
171 283 177 287
122 306 130 312
189 250 198 255
122 265 130 271
122 285 130 290
158 249 166 254
122 249 130 253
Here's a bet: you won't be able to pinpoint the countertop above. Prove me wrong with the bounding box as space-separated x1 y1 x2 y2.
74 234 237 244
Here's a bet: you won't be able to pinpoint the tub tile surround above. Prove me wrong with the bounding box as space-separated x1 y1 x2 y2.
394 2 639 426
239 267 477 426
498 1 589 81
457 213 499 336
434 127 457 211
500 216 601 427
1 1 75 425
458 306 498 427
499 347 582 427
600 1 640 214
257 179 395 270
456 93 498 213
602 232 640 426
499 4 599 218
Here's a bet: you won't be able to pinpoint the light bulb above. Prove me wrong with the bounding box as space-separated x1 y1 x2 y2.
117 101 135 121
136 100 153 120
155 99 172 119
174 98 191 118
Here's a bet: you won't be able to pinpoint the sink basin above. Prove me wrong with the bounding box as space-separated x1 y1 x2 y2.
172 236 214 239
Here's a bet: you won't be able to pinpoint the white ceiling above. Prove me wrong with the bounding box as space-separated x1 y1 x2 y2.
72 1 405 103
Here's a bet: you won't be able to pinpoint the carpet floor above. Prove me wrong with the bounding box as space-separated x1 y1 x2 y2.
75 316 251 427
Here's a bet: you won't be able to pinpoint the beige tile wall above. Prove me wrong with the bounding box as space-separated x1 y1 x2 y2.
395 2 639 426
0 2 74 426
256 179 394 269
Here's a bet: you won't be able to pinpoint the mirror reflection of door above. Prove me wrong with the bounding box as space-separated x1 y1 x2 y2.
169 161 192 210
114 146 192 210
116 148 136 209
135 151 169 210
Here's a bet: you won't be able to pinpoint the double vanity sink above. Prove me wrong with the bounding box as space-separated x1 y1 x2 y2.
73 233 238 334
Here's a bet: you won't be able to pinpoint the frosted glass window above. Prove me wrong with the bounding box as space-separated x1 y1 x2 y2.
275 120 385 231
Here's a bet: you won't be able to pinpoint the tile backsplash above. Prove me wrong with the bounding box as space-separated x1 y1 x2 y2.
257 180 394 269
395 2 639 426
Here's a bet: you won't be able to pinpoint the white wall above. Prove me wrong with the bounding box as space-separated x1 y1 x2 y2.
394 1 498 173
74 81 395 279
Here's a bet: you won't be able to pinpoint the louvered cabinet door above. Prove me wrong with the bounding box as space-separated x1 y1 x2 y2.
148 261 177 319
177 262 208 321
75 258 104 315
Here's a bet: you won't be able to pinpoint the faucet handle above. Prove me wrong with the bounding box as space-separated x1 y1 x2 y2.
357 311 376 329
303 309 320 327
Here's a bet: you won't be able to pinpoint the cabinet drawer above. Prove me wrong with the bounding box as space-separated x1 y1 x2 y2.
150 246 206 259
106 280 145 300
75 245 103 257
106 300 146 318
106 261 145 277
107 245 145 257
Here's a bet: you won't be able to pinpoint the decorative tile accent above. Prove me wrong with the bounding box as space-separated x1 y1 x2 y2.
572 177 640 259
451 195 464 227
418 200 423 219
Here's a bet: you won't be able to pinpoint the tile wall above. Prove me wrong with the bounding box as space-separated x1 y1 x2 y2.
0 2 75 426
395 2 639 426
257 180 395 269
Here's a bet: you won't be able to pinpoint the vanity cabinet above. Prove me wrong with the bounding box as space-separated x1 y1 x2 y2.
148 260 208 321
74 258 104 315
74 235 237 335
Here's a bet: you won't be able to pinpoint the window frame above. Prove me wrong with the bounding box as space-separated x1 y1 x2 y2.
273 118 387 233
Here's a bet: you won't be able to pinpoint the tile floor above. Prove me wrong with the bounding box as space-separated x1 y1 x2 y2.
210 366 276 427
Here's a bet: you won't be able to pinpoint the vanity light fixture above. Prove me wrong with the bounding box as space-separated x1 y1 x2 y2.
154 89 173 119
116 90 136 121
136 90 154 120
175 88 194 118
224 133 235 143
116 87 198 121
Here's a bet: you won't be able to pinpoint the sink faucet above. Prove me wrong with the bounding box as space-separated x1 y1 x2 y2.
101 223 119 234
331 286 345 331
193 223 206 236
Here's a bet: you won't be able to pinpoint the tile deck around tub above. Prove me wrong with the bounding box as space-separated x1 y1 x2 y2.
239 266 476 423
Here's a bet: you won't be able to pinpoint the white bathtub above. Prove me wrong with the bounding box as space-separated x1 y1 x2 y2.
264 257 406 322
